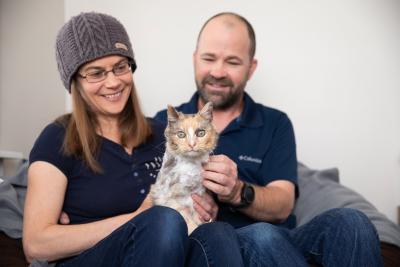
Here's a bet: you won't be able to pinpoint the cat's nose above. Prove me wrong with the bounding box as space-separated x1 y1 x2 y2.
188 142 196 149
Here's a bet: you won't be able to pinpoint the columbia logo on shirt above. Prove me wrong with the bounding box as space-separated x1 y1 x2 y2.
238 155 262 164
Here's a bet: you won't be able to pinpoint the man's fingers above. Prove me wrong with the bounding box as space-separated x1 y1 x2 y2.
193 202 211 222
202 170 226 185
203 179 230 196
202 161 223 172
208 154 229 162
192 194 212 212
192 193 217 222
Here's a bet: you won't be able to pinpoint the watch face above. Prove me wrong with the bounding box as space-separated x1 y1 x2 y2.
243 183 255 203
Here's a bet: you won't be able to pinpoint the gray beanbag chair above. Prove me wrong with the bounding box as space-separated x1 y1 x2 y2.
294 162 400 248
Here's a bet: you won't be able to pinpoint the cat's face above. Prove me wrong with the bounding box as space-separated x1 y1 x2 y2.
165 102 218 158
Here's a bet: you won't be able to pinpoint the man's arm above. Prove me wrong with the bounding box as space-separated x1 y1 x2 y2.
202 155 295 223
238 180 295 222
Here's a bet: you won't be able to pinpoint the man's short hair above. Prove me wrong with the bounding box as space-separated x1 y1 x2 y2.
196 12 256 59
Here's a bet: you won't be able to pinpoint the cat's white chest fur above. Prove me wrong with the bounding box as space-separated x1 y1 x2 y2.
151 153 207 207
173 155 206 192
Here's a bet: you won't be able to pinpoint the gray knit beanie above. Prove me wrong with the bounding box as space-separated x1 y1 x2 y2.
56 12 136 92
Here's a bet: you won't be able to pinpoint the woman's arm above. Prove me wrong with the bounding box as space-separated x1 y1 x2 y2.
23 161 150 262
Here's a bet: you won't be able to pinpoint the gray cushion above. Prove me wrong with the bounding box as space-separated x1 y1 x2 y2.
0 160 28 238
294 162 400 248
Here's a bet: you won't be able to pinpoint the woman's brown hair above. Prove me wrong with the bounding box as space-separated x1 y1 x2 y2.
56 79 152 173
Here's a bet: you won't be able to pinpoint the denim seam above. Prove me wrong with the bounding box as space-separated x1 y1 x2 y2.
189 236 211 267
125 222 137 266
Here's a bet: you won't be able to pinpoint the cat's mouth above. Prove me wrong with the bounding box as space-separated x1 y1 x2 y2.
184 150 204 158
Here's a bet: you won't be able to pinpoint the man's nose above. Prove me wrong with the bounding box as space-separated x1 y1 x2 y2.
209 61 227 78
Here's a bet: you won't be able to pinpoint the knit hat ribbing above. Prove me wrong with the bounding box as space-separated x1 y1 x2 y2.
55 12 136 92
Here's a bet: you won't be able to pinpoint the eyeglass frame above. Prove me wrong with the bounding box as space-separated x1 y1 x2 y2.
77 60 133 83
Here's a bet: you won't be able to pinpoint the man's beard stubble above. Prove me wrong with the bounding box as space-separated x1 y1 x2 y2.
196 75 247 111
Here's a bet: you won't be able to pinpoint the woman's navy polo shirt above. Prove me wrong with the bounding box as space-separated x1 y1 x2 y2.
29 119 166 224
154 92 298 229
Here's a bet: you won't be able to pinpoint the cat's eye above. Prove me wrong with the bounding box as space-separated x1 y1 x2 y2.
196 129 206 137
177 131 186 138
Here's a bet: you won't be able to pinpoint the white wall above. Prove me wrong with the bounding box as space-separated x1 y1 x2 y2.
65 0 398 223
0 0 65 157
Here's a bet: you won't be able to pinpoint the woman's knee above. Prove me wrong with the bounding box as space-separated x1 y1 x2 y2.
188 222 244 266
146 206 187 228
134 206 188 246
192 221 235 237
191 221 239 245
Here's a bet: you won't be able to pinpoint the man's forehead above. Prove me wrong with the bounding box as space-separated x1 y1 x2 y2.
202 15 244 35
197 22 250 56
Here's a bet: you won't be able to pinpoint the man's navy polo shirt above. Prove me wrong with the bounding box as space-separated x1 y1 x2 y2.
29 119 165 224
154 92 298 229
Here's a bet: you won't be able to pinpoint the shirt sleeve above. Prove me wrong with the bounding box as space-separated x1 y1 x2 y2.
29 123 72 177
153 109 168 123
262 113 298 196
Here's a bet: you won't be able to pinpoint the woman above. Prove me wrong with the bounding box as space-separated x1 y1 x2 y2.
23 12 243 267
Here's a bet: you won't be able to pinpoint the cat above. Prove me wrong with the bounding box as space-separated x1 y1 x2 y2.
150 102 218 234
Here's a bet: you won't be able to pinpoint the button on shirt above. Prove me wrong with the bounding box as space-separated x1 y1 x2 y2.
154 92 298 229
29 119 165 224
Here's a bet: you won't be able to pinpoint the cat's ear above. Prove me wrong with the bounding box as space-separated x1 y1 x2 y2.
199 102 213 122
167 105 180 124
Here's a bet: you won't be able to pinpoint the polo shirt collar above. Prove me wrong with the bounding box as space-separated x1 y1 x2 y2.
185 93 200 113
236 93 263 128
187 92 263 128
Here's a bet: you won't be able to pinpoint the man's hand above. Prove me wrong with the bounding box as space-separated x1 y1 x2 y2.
192 191 218 222
202 155 243 205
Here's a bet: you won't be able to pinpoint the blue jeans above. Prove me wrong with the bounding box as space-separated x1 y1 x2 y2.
236 208 383 267
57 206 243 267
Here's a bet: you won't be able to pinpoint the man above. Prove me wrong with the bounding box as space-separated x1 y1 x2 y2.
154 12 383 266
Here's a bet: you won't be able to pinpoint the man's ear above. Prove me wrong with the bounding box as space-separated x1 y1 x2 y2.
248 58 258 80
193 50 197 67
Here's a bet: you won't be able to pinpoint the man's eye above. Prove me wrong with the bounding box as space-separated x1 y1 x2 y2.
227 61 240 66
177 131 186 138
202 58 214 62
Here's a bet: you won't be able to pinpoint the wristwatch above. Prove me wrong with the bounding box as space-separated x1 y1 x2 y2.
231 181 255 209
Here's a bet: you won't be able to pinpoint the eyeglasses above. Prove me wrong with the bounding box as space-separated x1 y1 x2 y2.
78 61 132 83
